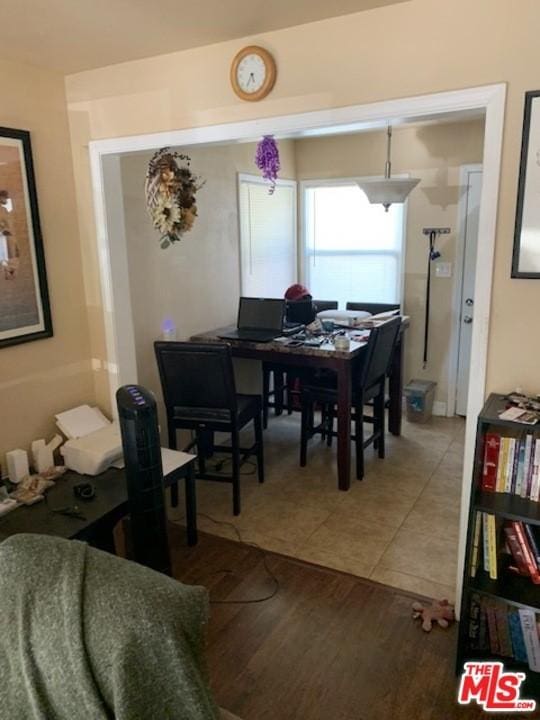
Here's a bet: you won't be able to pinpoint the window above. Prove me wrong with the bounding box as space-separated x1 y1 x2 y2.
238 174 297 297
302 180 405 308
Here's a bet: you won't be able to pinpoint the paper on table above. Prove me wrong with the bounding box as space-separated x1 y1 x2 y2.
161 447 195 477
55 405 110 439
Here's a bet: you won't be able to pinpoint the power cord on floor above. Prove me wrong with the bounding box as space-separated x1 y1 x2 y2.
203 455 256 476
197 512 280 605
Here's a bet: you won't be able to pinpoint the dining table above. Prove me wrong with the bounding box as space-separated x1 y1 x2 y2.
191 317 409 491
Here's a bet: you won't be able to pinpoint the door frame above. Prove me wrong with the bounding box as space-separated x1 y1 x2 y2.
447 163 484 418
88 83 506 614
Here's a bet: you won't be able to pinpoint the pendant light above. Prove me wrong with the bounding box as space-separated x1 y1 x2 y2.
356 126 420 211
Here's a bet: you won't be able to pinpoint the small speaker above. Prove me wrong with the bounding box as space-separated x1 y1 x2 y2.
116 384 171 576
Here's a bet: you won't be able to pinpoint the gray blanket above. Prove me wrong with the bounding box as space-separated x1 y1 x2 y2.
0 534 219 720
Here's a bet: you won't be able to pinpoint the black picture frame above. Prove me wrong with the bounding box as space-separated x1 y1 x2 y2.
0 126 52 347
512 90 540 279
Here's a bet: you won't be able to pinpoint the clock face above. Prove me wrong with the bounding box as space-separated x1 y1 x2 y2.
236 53 266 95
230 46 276 102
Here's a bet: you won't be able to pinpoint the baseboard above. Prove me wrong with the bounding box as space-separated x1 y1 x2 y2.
432 400 447 417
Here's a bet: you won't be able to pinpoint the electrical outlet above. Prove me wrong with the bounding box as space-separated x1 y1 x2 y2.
435 262 452 278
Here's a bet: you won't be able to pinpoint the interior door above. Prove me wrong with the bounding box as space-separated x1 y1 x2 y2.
456 169 482 416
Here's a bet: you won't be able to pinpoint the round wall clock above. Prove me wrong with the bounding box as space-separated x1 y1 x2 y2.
230 46 277 102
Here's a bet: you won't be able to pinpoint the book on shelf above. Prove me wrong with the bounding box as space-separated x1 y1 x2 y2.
467 595 540 673
481 430 540 502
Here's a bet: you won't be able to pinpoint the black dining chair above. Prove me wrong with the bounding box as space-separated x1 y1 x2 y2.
154 341 264 516
262 299 340 424
346 302 400 314
299 317 401 480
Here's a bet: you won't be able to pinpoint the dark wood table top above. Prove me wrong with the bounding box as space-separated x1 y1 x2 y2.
0 468 128 543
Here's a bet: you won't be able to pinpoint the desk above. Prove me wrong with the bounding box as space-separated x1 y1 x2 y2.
0 459 198 549
191 318 408 491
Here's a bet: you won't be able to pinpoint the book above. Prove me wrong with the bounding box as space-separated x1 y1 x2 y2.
482 512 491 574
508 611 529 664
486 513 498 580
515 440 527 496
485 601 500 655
522 435 533 498
518 608 540 672
496 437 508 492
530 439 540 502
470 511 482 577
504 525 530 576
482 433 500 491
513 521 540 584
511 437 522 494
524 524 540 569
504 438 516 493
494 602 513 657
468 593 481 649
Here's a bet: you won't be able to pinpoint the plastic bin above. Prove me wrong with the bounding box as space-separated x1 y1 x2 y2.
404 379 436 423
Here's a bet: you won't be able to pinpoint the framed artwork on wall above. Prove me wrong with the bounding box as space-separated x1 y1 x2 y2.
0 126 52 348
512 90 540 278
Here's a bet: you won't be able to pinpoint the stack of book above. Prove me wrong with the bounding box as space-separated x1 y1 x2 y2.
468 595 540 672
482 432 540 500
470 512 540 584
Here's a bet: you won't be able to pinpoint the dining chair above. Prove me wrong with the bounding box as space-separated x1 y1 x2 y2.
154 341 264 516
299 317 401 480
262 299 339 425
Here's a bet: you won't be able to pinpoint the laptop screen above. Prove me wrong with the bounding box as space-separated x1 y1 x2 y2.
238 297 285 331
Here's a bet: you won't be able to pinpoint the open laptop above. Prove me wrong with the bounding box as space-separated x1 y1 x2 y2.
218 297 286 343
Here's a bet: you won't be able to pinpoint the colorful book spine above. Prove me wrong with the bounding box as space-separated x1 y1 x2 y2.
515 440 526 496
494 603 513 657
513 521 540 584
518 608 540 672
482 512 490 574
504 438 516 494
482 433 500 491
508 611 529 664
529 438 540 502
511 437 522 494
504 525 530 576
486 602 500 655
496 438 508 492
470 511 482 577
487 513 498 580
524 524 540 569
522 435 533 498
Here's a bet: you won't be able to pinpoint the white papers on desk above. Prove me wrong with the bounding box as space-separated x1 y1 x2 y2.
161 448 196 478
55 405 110 439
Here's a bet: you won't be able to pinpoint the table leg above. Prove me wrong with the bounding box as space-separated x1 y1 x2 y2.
336 361 352 491
185 464 198 546
389 330 404 436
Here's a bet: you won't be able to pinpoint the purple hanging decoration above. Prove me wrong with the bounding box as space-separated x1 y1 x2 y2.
255 135 280 194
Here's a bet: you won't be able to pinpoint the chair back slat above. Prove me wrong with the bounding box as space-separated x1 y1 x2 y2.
154 342 237 415
357 317 401 390
346 302 400 315
314 300 339 312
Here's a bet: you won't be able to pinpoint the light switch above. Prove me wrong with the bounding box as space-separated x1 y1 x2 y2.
435 262 452 278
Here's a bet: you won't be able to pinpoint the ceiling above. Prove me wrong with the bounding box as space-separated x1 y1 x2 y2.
2 0 409 74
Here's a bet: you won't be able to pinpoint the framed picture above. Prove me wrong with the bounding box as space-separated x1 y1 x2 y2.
512 90 540 278
0 126 52 347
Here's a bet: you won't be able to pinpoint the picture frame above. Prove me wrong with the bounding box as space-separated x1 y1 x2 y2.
0 126 52 347
512 90 540 278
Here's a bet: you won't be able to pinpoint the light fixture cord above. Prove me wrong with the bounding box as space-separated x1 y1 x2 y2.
385 126 392 179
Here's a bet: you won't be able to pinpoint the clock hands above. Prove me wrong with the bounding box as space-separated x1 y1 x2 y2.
246 72 255 86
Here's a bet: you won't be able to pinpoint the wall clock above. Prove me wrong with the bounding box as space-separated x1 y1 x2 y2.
230 46 277 102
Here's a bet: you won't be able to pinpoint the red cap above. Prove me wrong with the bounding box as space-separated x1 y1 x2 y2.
285 284 311 301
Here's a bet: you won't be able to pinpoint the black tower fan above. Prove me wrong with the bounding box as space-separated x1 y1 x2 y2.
116 384 171 575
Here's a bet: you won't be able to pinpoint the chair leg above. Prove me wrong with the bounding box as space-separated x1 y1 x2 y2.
168 421 177 450
170 482 179 508
275 370 284 416
300 400 309 467
196 432 206 476
376 385 386 459
321 404 327 441
231 428 241 516
262 365 270 429
287 374 294 414
355 395 365 481
254 411 265 484
327 404 334 448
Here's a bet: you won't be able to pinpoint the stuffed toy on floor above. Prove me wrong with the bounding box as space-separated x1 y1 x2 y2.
412 598 455 632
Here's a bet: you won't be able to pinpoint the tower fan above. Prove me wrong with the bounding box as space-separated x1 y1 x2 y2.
116 384 171 576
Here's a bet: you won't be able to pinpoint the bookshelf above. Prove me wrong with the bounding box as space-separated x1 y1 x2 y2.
457 393 540 698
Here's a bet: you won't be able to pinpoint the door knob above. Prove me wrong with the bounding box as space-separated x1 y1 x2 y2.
465 298 474 306
463 316 473 324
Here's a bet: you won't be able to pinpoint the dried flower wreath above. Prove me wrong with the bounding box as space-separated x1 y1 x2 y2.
145 147 205 248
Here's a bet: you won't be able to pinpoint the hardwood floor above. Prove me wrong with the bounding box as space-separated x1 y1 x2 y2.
170 524 497 720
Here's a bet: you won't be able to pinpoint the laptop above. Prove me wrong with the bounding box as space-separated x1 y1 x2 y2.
218 297 286 343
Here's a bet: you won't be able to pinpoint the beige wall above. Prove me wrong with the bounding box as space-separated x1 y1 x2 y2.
66 0 540 409
295 120 485 408
0 58 93 470
121 141 296 422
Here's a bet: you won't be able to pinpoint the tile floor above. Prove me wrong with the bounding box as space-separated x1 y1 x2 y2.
169 410 465 602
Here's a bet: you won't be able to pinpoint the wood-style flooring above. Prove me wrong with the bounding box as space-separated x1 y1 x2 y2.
170 525 498 720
